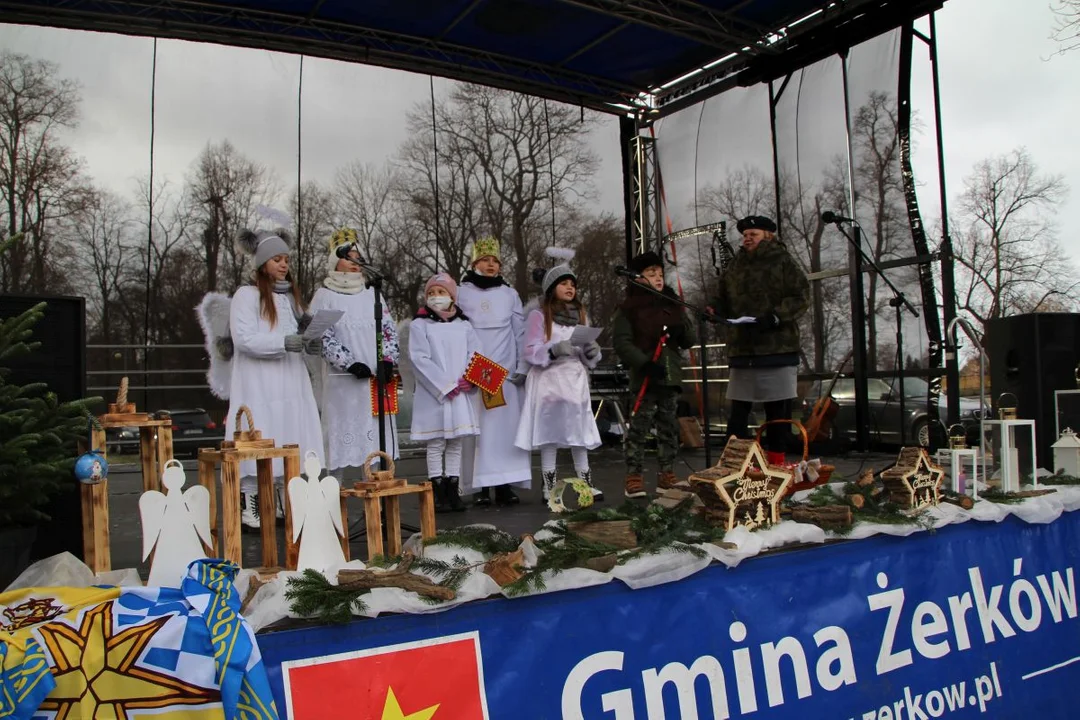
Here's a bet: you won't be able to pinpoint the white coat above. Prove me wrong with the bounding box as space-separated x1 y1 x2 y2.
225 285 324 478
408 310 481 441
456 282 533 491
514 309 602 450
309 287 400 471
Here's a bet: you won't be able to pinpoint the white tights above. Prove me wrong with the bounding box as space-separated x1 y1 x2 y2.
427 437 464 479
540 445 590 476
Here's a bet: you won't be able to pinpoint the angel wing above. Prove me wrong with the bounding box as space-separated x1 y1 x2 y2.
138 490 168 561
183 485 213 551
287 476 308 544
196 292 233 400
318 475 344 539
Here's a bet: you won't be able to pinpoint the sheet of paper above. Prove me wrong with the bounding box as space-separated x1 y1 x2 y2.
570 325 603 346
302 309 345 340
727 316 757 325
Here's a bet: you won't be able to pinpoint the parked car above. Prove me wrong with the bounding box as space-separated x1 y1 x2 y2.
800 377 986 448
158 408 225 457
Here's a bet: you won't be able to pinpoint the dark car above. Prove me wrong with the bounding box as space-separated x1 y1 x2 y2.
800 377 986 448
158 408 225 457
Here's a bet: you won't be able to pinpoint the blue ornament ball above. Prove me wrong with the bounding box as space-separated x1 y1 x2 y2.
74 451 109 484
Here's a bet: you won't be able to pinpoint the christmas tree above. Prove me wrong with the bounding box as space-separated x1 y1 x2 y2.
0 235 97 526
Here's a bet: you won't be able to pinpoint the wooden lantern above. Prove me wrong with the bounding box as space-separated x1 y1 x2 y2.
689 437 794 531
998 393 1018 421
1052 428 1080 477
227 405 272 449
948 423 968 449
880 447 945 509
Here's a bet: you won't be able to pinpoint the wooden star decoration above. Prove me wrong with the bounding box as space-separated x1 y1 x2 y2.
689 437 794 531
35 600 219 720
880 447 945 509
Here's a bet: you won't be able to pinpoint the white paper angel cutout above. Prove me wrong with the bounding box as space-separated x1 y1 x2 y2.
139 459 213 588
288 451 346 573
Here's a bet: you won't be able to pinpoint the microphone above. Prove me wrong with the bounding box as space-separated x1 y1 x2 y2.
614 266 642 279
821 211 856 224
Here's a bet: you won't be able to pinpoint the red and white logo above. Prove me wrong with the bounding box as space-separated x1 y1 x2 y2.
282 631 489 720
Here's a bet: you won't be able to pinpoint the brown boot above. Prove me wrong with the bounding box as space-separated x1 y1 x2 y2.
657 471 681 491
624 474 646 498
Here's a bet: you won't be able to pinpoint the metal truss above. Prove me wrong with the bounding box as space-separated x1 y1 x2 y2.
0 0 644 113
628 133 660 255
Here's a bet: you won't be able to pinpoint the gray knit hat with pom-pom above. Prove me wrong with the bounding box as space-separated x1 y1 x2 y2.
236 228 292 269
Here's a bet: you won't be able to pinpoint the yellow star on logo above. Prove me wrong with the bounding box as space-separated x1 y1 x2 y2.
36 600 218 720
381 686 439 720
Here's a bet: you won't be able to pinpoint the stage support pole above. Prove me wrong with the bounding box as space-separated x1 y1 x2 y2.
619 116 637 266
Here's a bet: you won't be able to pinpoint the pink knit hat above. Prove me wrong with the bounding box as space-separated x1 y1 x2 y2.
424 273 458 302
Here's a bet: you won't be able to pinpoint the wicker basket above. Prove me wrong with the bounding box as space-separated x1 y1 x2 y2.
755 419 835 494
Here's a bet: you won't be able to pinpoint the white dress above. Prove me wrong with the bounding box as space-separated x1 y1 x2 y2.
408 311 481 441
514 310 602 450
309 287 400 471
225 286 324 478
456 282 533 491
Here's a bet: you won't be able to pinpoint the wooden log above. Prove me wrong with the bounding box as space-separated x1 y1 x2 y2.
941 494 975 510
580 554 619 573
790 504 853 530
1006 488 1057 499
846 493 866 509
484 548 526 586
337 553 456 601
856 469 876 487
566 520 638 550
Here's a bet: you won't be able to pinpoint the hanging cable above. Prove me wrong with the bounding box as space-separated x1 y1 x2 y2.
429 76 441 268
142 37 157 409
296 55 303 284
543 99 557 245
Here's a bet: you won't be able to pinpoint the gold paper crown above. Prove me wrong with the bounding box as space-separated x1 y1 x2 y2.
471 236 501 265
329 227 359 253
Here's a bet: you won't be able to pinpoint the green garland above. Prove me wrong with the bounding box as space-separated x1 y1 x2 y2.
503 498 727 597
794 484 931 536
1042 473 1080 486
980 488 1028 504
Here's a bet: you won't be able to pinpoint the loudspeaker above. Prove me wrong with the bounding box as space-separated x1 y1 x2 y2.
985 313 1080 471
0 294 87 562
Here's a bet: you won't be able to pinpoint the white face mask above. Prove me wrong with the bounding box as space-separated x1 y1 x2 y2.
428 296 453 311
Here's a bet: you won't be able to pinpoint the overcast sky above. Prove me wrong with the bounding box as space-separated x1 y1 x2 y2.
0 0 1076 260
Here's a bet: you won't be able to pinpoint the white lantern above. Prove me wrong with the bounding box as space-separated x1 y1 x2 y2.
1052 428 1080 478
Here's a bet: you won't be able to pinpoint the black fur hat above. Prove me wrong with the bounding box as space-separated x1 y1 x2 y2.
735 215 777 233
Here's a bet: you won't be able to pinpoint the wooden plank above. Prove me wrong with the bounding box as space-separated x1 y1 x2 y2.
256 459 278 569
98 412 154 425
353 479 407 492
221 439 276 451
220 458 242 565
157 427 174 478
139 426 158 494
341 484 432 499
283 450 301 571
197 451 219 555
339 496 351 561
417 484 437 541
215 446 301 462
81 481 110 573
364 497 384 560
384 496 402 557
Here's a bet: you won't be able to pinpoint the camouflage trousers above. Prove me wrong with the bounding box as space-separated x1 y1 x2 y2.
625 387 680 475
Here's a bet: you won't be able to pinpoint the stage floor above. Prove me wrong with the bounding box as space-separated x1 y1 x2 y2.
102 446 899 575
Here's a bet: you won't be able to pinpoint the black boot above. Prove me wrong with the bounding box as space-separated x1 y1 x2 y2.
580 469 604 502
494 485 520 506
473 488 492 507
445 476 467 512
541 470 558 504
432 476 450 514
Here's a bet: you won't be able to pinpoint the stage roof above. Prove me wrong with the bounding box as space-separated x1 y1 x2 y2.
0 0 943 115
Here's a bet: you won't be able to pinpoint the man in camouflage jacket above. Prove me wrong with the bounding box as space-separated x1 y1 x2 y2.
612 251 697 498
711 216 810 461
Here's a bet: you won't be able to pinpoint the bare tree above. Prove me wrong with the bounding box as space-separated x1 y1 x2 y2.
289 180 336 295
1050 0 1080 55
187 140 280 293
67 187 134 342
434 85 599 297
332 160 396 262
0 51 87 293
953 147 1075 338
568 212 625 343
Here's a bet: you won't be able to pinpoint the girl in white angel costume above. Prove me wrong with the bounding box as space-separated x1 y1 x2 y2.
455 236 532 507
515 254 604 502
309 228 400 475
409 273 480 513
198 228 324 529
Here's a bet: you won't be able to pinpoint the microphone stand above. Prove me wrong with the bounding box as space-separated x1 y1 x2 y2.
827 220 921 446
349 269 419 541
616 272 717 467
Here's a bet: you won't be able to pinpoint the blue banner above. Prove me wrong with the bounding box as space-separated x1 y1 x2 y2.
258 513 1080 719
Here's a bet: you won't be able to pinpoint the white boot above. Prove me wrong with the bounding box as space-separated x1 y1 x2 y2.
240 491 261 530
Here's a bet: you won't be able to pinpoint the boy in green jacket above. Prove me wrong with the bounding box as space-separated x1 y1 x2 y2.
611 251 697 498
